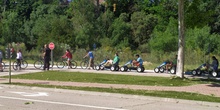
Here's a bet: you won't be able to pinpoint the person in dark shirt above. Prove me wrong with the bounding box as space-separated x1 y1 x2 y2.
210 56 219 72
43 44 51 70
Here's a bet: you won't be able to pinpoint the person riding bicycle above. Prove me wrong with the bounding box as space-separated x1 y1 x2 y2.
62 49 72 69
132 54 143 67
16 49 22 70
83 50 94 69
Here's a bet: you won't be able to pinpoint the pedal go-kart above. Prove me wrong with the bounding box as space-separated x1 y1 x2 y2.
154 61 176 74
191 63 219 77
95 60 120 71
154 61 168 73
120 60 145 73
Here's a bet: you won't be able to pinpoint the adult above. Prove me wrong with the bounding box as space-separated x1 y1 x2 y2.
43 44 51 70
210 56 219 72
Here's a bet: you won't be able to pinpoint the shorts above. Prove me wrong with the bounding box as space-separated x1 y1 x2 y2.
67 58 72 61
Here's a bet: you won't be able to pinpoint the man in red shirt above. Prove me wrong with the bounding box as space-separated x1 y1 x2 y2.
62 49 72 69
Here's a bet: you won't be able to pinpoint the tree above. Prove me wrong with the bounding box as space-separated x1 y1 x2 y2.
68 0 97 49
176 0 185 78
130 11 157 51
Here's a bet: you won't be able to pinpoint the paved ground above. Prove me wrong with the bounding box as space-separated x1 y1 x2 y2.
0 67 220 98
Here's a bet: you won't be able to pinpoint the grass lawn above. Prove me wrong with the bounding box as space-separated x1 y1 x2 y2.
2 71 219 86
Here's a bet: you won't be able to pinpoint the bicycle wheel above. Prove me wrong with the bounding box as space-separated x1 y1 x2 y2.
70 60 77 69
34 60 43 69
57 61 65 68
21 60 28 69
1 62 5 70
49 61 54 68
80 61 88 69
12 61 18 70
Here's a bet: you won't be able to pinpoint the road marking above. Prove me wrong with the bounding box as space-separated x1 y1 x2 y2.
9 91 48 97
0 96 127 110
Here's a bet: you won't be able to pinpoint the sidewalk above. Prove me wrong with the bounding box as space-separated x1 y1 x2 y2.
1 78 219 97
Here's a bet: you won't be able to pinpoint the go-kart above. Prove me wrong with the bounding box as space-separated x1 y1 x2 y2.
120 60 145 73
191 63 219 77
95 60 120 71
154 61 168 73
154 61 176 74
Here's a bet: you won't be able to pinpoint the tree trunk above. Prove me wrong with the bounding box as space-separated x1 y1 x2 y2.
177 0 185 78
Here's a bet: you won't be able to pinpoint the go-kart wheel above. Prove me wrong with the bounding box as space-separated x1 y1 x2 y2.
110 66 115 71
141 67 145 72
159 67 165 73
154 67 159 73
212 71 218 77
197 70 202 76
170 68 176 74
137 67 142 72
192 70 197 76
120 66 125 71
124 66 128 71
100 65 105 70
115 66 119 71
96 65 100 70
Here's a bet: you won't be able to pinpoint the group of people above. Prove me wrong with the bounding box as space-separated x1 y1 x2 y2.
0 48 23 71
1 43 219 73
99 54 144 68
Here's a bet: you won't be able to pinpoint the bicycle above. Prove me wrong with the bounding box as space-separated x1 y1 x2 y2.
13 59 28 70
80 58 96 69
56 58 77 69
34 58 54 69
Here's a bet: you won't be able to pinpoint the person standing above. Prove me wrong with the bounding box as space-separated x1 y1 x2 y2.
83 50 94 69
0 50 3 72
43 44 51 70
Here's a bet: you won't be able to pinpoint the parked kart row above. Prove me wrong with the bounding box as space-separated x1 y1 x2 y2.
153 61 219 77
95 60 145 73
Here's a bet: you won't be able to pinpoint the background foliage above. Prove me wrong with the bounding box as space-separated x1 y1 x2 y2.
1 0 220 67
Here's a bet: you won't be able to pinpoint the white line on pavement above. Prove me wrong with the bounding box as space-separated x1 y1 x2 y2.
0 95 127 110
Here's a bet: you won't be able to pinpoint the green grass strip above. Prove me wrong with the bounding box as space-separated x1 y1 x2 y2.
2 71 219 86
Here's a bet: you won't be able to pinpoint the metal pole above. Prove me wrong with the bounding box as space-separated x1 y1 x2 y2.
8 44 11 84
51 50 53 70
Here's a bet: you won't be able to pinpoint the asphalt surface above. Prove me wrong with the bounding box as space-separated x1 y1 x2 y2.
0 84 220 110
0 64 220 110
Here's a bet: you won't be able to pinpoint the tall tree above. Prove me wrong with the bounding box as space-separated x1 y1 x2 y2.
176 0 185 78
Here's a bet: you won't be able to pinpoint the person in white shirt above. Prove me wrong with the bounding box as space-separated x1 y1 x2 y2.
16 49 22 70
